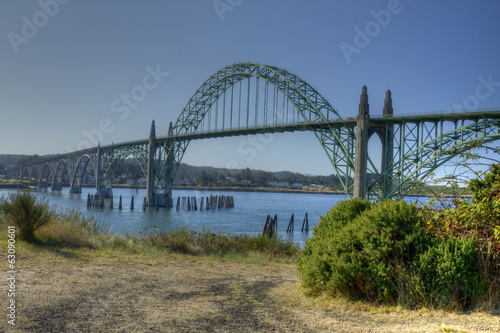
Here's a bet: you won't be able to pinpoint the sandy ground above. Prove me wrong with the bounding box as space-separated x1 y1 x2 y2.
1 245 499 332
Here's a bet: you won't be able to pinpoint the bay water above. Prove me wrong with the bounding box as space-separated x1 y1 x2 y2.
1 187 351 248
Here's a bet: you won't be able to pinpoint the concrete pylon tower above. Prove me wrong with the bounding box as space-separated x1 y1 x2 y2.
95 142 104 195
353 86 369 198
165 121 175 208
146 120 156 206
382 89 394 197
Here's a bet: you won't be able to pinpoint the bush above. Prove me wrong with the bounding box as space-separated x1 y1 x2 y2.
299 186 499 309
298 198 373 296
0 191 54 242
411 237 483 308
299 199 427 304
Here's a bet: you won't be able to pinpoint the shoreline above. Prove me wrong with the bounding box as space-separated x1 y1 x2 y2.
0 182 345 195
0 182 470 198
171 185 346 195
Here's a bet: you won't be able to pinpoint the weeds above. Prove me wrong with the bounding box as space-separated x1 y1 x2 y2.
0 190 54 242
143 227 300 258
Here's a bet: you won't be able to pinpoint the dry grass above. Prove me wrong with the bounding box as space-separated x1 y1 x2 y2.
1 238 499 332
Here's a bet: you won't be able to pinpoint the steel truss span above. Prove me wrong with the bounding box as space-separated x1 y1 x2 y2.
6 62 500 204
167 62 355 198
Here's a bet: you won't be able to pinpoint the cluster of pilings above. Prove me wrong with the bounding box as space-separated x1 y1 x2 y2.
87 194 135 210
176 194 234 211
87 194 104 209
285 212 309 233
262 213 309 237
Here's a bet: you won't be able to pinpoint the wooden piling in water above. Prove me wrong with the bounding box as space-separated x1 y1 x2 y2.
176 196 180 210
263 215 270 236
109 195 113 209
301 212 309 232
130 196 134 210
118 195 122 210
287 213 294 233
142 197 146 211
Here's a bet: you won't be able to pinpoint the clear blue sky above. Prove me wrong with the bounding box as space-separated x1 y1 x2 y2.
1 0 500 176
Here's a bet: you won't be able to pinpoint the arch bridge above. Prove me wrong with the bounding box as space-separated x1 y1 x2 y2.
6 62 500 207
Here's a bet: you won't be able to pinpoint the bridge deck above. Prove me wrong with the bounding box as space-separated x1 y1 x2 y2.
10 109 500 168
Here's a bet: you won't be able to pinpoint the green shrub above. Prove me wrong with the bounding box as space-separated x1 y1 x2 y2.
346 200 427 303
298 199 427 304
411 237 483 308
0 191 54 242
298 198 373 296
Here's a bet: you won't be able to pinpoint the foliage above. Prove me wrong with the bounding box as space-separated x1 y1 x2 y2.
144 227 300 258
468 163 500 202
298 181 500 309
0 190 54 241
298 198 374 296
36 208 108 248
411 237 483 308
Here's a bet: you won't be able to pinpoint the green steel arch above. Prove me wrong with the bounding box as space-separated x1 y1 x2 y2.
367 114 500 199
167 62 356 195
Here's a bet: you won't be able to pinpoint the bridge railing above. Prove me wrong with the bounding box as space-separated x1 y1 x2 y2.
370 107 500 119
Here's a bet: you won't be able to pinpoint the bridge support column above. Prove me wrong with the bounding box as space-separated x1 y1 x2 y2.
146 120 156 207
353 86 369 198
69 185 82 194
95 143 104 196
164 121 175 208
381 90 394 197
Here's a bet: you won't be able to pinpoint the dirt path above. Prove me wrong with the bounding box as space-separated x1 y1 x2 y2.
2 246 499 332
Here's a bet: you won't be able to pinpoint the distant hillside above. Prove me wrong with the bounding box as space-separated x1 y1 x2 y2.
0 154 341 189
0 154 29 169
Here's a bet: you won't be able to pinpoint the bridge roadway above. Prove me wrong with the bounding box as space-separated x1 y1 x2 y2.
99 108 500 149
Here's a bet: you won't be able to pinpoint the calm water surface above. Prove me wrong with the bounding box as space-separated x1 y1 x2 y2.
1 187 350 247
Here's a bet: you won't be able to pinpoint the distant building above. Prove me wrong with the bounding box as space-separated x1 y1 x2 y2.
267 181 289 188
292 182 303 189
241 179 252 184
225 177 236 183
174 178 194 186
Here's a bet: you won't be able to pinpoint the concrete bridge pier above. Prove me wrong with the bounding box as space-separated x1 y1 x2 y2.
381 90 394 197
52 183 63 191
94 142 113 198
146 120 157 207
164 121 175 208
145 120 174 208
353 86 394 199
353 86 369 198
69 185 82 194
